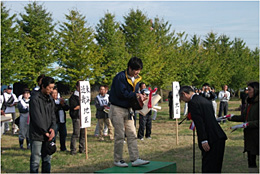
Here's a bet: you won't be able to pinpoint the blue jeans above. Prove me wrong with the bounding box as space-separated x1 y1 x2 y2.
30 140 51 173
55 123 67 151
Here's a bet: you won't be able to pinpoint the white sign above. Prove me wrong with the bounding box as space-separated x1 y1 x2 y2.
172 81 180 119
79 81 91 128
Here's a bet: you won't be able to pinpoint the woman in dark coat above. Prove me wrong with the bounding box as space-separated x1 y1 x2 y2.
229 82 259 173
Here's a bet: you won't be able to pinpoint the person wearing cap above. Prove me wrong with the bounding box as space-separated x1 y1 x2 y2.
3 85 19 134
137 87 152 140
109 57 149 167
228 82 259 173
17 88 31 149
240 87 249 115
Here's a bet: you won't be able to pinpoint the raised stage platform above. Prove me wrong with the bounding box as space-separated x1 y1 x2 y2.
95 161 176 173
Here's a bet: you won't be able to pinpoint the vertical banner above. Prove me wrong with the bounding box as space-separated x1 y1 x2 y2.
79 81 91 128
172 81 180 145
172 81 180 119
79 81 91 160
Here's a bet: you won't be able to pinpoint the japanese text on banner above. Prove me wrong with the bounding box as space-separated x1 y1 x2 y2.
172 81 180 119
80 81 91 128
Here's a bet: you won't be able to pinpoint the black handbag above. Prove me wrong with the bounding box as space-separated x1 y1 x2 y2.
42 141 56 156
14 116 20 127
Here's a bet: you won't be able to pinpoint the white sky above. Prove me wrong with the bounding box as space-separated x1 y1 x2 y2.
3 0 260 50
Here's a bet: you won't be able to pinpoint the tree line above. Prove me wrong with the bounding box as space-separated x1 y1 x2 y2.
1 2 259 93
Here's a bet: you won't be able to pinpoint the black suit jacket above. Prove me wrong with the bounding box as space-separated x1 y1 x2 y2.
188 94 227 150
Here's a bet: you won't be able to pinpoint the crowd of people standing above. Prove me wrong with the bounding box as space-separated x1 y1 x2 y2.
0 57 258 172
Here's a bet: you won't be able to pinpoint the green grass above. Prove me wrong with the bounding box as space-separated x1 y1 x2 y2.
1 99 258 173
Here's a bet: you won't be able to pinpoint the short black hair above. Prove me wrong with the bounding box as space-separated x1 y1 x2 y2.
53 86 58 91
139 82 145 88
23 88 30 94
76 80 81 87
179 86 194 97
37 74 45 83
127 57 143 70
99 85 105 89
248 81 259 97
222 85 228 89
41 76 55 89
202 83 209 87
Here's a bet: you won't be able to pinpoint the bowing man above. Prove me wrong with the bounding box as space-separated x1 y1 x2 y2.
179 86 227 173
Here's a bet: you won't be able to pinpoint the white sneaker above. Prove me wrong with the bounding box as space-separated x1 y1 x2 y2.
140 138 144 141
114 160 128 167
146 137 152 139
132 158 150 167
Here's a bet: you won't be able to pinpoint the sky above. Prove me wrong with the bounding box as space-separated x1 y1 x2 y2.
3 0 260 50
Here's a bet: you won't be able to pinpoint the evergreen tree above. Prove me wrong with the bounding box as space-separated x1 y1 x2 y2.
213 34 233 89
230 38 257 90
201 32 222 89
122 9 164 87
1 2 29 85
249 47 259 81
17 2 57 87
56 9 103 89
95 12 129 85
152 17 180 89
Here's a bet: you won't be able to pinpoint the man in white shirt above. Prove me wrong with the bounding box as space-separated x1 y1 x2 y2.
3 85 18 134
218 85 230 120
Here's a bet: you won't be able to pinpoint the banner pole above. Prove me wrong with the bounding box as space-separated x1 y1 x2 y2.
176 118 178 145
85 128 88 159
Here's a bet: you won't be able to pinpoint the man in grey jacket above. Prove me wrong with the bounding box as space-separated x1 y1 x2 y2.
29 76 56 173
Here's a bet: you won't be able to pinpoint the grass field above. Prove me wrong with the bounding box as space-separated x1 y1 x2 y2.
1 99 259 173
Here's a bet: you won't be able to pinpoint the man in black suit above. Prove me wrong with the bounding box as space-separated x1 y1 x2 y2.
179 86 227 173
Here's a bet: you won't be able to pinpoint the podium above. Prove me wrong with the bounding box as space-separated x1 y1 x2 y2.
95 161 176 173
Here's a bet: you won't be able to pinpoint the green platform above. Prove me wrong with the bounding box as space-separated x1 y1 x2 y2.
95 161 176 173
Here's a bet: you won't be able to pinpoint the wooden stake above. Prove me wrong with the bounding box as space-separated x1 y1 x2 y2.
176 118 178 145
85 128 88 159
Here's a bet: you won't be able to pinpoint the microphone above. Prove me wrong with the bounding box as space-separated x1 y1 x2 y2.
178 116 188 125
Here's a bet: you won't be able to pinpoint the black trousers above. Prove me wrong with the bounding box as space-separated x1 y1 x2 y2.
218 101 228 117
248 151 257 168
138 113 152 139
202 139 226 173
169 105 173 119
